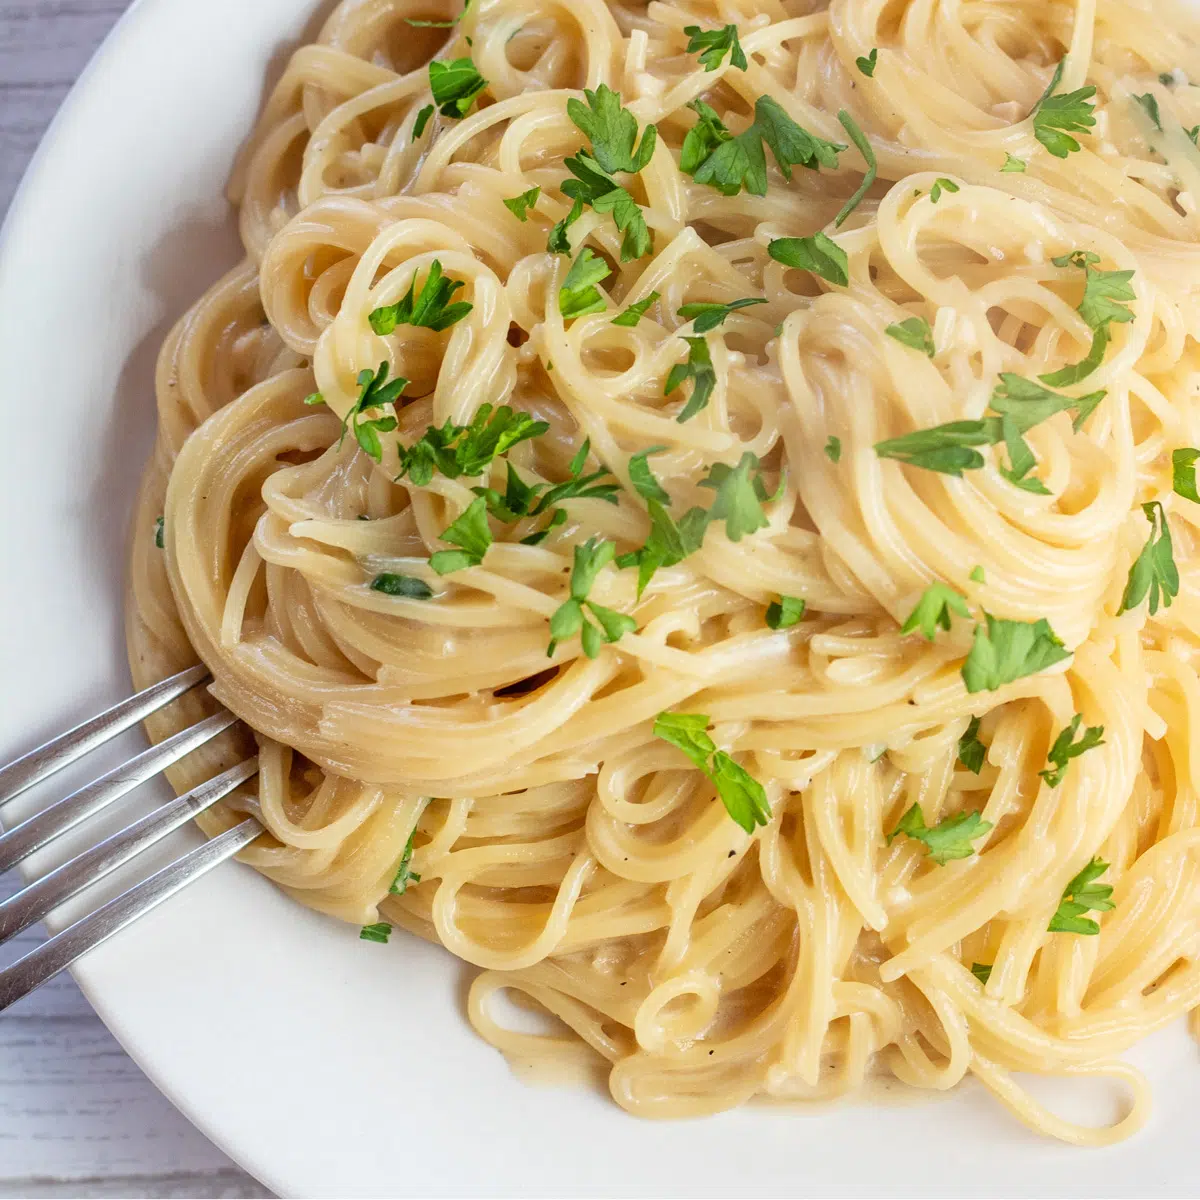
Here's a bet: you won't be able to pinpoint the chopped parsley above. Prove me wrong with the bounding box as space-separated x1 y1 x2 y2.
970 962 992 984
627 445 670 503
1134 92 1163 131
617 497 709 596
1001 153 1026 173
766 596 805 629
370 573 434 599
338 362 408 463
473 442 617 530
682 96 845 197
1118 501 1178 616
612 292 660 326
901 583 970 641
678 297 767 333
825 436 842 463
413 104 434 138
929 177 960 203
1039 714 1105 788
566 83 657 176
885 316 935 357
360 922 392 943
1031 60 1096 158
653 712 770 833
665 336 717 422
699 452 775 541
396 405 549 485
1173 447 1200 503
429 496 493 574
970 565 986 583
834 110 877 227
503 186 541 221
369 260 472 335
547 198 583 255
683 23 747 72
874 373 1103 477
856 49 878 77
154 517 164 549
389 830 422 894
429 57 487 118
888 802 992 865
961 614 1070 694
957 716 986 774
559 248 611 319
1041 255 1135 387
548 537 636 658
561 151 651 261
768 232 849 286
1048 858 1114 935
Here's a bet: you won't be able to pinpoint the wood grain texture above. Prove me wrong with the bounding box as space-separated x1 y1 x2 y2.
0 2 272 1195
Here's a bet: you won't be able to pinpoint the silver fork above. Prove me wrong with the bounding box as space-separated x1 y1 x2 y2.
0 665 261 1011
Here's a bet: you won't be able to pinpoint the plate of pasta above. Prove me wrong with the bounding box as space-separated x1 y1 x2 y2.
7 0 1200 1194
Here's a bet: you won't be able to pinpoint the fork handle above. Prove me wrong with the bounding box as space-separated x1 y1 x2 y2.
0 818 261 1012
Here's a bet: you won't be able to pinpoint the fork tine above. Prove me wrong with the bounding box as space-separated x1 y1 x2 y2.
0 710 238 875
0 758 260 944
0 818 262 1013
0 665 211 808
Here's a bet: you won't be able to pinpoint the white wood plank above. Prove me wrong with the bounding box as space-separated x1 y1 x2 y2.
0 1172 273 1199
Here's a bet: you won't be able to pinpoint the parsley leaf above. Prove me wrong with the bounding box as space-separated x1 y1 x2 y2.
503 186 541 221
991 373 1105 433
617 500 710 596
389 830 422 895
627 445 670 503
653 712 771 832
154 517 164 549
395 405 548 486
971 962 993 984
970 565 986 583
369 259 473 335
561 151 651 260
413 104 434 138
930 177 960 203
1173 447 1200 503
958 716 986 774
546 197 583 255
997 414 1051 494
684 23 747 72
548 537 635 657
874 420 993 476
1001 153 1026 173
887 802 992 865
371 573 434 599
566 83 657 175
901 583 970 641
767 596 805 629
429 57 487 118
341 363 408 462
686 96 845 197
1039 714 1105 788
834 110 877 227
1031 61 1097 158
857 49 878 77
678 297 767 333
699 452 774 542
1119 500 1179 616
612 292 660 326
1048 858 1114 934
961 613 1071 694
665 336 717 422
825 436 842 463
559 247 611 319
1134 92 1163 131
768 232 849 286
1077 266 1136 333
429 496 493 574
885 316 935 356
360 923 392 943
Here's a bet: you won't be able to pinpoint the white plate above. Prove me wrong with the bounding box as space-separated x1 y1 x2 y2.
2 2 1199 1196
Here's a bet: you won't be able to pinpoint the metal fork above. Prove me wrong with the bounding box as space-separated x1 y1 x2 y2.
0 665 261 1011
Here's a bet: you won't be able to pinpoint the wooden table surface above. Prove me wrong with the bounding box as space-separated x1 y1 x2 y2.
0 3 270 1196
